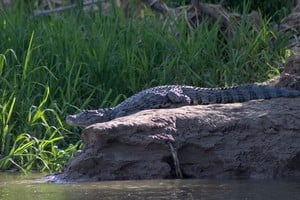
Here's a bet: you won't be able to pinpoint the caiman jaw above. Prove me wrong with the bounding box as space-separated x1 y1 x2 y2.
66 109 112 127
66 114 85 127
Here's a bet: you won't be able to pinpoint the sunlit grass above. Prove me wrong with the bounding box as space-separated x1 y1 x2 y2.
0 32 80 173
0 2 290 172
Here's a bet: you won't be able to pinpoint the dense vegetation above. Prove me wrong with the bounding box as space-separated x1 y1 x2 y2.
0 1 294 172
168 0 294 21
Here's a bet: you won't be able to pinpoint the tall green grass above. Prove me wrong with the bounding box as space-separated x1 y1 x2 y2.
0 2 290 172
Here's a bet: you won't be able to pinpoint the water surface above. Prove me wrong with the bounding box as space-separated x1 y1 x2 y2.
0 173 300 200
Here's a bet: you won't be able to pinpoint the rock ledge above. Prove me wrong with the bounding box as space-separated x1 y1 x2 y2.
53 97 300 182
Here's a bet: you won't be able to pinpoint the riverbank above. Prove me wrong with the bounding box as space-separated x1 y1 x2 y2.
0 1 295 172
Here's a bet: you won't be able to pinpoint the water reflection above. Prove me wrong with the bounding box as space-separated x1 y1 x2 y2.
0 173 300 200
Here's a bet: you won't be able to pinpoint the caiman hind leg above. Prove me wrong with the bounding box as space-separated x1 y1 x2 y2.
167 89 191 107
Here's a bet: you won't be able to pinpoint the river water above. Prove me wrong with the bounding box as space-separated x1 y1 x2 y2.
0 173 300 200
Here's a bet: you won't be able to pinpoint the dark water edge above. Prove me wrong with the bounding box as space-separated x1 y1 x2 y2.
0 173 300 200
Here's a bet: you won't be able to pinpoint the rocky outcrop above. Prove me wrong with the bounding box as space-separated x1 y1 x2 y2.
265 55 300 90
264 3 300 90
50 95 300 182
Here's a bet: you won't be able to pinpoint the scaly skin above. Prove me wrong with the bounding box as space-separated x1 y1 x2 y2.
66 84 300 127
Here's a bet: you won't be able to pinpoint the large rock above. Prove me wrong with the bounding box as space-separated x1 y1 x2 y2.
53 97 300 182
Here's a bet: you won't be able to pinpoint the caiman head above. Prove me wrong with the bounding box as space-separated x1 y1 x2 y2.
66 108 113 127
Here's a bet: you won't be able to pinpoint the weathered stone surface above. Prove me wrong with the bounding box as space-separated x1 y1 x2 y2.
53 97 300 182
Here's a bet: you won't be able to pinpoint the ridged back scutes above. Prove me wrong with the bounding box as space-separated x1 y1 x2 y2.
113 84 300 110
181 84 300 104
113 85 172 113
